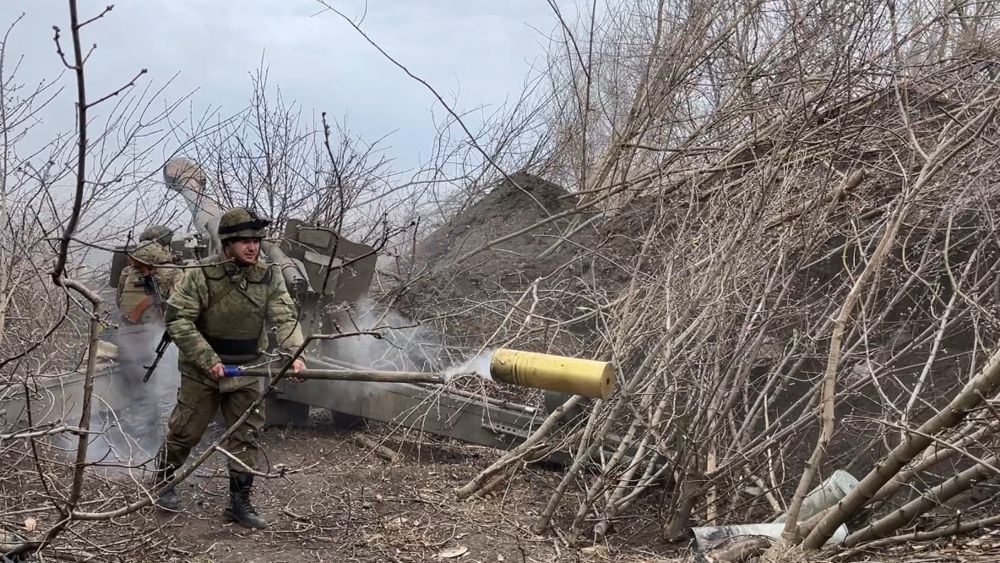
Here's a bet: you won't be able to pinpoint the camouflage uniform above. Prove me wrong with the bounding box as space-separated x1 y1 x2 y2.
159 255 303 470
153 208 303 529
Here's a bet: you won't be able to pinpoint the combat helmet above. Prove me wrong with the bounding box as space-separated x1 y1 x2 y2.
139 225 174 245
218 207 271 242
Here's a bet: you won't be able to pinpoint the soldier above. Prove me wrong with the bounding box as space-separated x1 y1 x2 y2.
151 207 306 529
116 225 181 324
112 226 182 441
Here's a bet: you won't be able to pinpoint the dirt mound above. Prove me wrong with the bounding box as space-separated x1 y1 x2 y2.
400 172 606 352
416 171 582 284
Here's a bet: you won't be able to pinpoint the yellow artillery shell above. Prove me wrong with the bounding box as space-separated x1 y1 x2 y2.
490 349 616 399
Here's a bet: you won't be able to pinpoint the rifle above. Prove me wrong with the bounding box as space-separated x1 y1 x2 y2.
141 270 170 383
143 270 167 317
143 331 171 383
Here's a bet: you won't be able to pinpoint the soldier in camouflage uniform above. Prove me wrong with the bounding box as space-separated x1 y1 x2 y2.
112 226 182 440
152 208 305 529
116 225 181 324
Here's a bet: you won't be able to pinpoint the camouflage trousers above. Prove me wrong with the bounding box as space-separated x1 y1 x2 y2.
159 374 265 472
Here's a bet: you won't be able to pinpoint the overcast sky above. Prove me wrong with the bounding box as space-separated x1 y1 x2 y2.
1 0 558 172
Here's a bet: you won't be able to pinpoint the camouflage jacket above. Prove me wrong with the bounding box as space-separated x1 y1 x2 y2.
165 255 305 391
116 242 182 324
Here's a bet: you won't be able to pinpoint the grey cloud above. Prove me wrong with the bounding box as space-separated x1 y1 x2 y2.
0 0 555 170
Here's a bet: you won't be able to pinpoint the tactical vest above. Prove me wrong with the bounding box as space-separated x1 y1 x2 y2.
197 260 275 364
119 269 159 324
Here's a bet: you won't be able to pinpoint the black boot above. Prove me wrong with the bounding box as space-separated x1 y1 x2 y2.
151 456 180 512
223 472 268 529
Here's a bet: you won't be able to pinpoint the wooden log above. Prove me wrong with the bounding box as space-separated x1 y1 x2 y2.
353 433 403 462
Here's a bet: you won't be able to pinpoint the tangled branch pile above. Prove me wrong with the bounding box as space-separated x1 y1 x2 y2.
428 0 1000 553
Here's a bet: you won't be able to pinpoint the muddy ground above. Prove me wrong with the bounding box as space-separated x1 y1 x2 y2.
21 411 677 563
6 410 1000 562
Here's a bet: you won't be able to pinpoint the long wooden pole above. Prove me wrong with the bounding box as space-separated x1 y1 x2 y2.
231 368 445 384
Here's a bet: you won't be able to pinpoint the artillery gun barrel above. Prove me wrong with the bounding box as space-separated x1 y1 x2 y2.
261 240 311 294
163 158 223 252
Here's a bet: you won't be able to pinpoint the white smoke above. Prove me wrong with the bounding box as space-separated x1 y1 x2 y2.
443 349 494 383
324 299 497 384
327 297 444 372
87 322 179 469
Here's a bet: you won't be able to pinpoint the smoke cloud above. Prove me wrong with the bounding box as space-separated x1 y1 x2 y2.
325 298 494 382
327 297 445 372
87 323 179 469
443 349 494 382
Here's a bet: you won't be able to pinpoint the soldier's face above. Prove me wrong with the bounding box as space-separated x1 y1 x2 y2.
227 238 261 264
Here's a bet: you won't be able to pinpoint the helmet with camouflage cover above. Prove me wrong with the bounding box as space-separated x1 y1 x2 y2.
139 225 173 244
218 207 271 242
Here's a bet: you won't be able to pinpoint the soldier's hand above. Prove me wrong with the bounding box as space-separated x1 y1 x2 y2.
208 363 225 381
289 358 306 383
